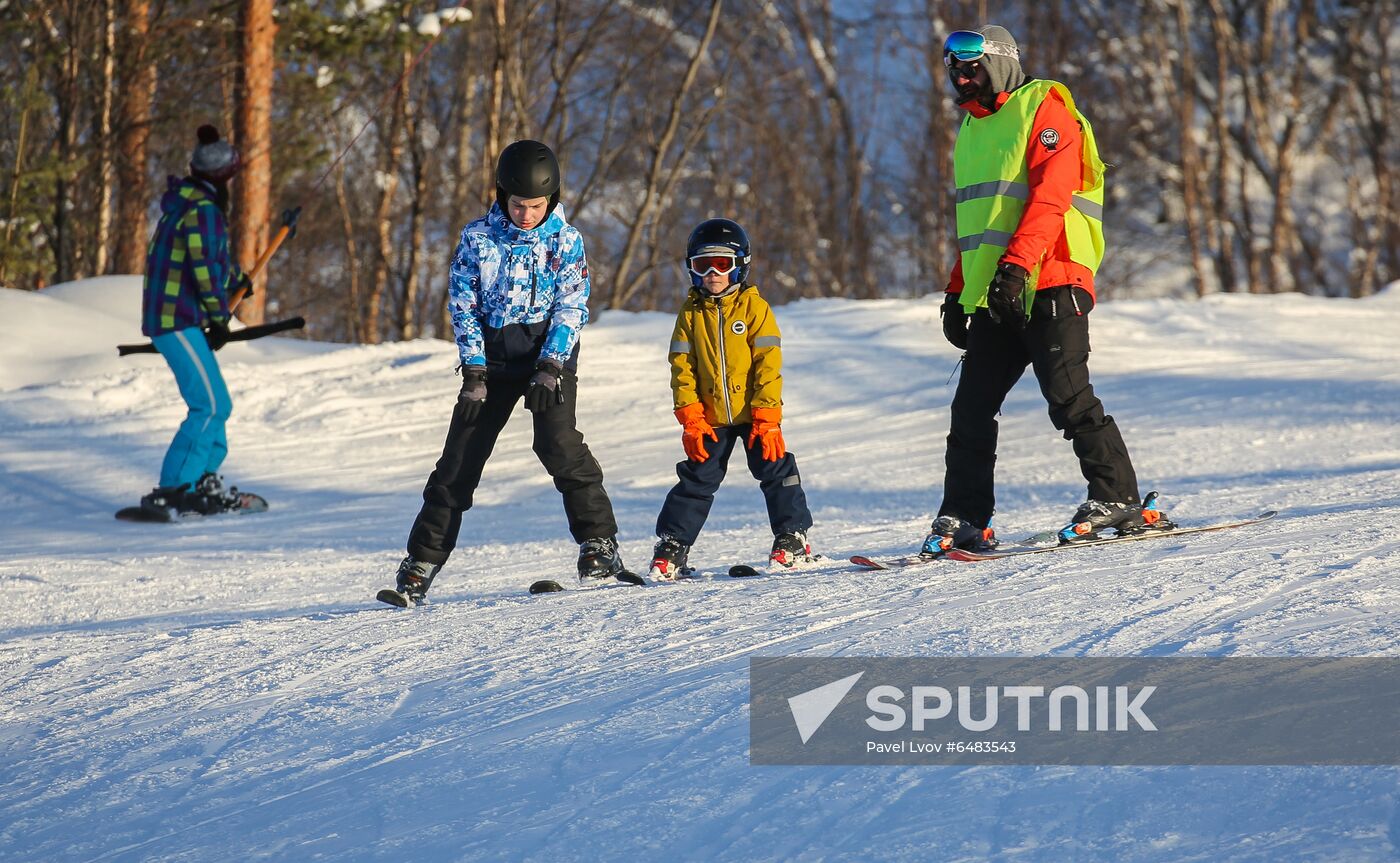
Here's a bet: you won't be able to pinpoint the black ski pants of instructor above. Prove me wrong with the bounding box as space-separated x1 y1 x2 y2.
407 372 618 566
939 286 1140 528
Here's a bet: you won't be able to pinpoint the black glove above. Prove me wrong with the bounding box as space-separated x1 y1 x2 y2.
941 293 969 350
524 360 564 413
458 366 487 423
234 272 254 298
204 318 230 351
986 261 1030 328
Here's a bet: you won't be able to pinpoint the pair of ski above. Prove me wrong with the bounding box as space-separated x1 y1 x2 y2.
526 563 766 595
850 509 1278 569
376 564 768 607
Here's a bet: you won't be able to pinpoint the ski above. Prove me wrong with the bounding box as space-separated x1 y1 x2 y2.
646 556 829 583
527 570 645 596
115 493 269 523
944 510 1278 561
657 564 766 581
849 554 942 571
376 588 420 607
851 510 1278 568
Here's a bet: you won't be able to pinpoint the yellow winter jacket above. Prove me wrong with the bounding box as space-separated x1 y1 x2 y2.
669 283 783 426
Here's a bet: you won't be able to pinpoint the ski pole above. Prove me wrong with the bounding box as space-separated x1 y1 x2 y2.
228 206 301 313
117 316 306 356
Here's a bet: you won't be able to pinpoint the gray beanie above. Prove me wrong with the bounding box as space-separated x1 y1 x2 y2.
977 25 1026 95
190 125 240 182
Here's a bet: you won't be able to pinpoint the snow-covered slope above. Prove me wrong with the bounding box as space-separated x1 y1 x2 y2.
2 279 1399 862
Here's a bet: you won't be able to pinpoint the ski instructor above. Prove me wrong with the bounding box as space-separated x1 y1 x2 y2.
382 140 629 606
924 24 1171 557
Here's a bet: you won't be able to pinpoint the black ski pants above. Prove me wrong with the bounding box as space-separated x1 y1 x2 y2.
407 372 618 565
655 423 813 546
939 286 1139 528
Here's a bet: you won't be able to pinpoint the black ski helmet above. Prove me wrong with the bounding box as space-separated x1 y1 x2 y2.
685 218 751 287
495 139 561 220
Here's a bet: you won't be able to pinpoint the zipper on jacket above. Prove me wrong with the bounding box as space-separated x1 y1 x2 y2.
715 298 735 424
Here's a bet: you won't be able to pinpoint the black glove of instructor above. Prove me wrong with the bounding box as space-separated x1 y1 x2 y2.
986 261 1030 329
524 360 565 413
458 366 487 423
941 293 969 350
204 318 230 351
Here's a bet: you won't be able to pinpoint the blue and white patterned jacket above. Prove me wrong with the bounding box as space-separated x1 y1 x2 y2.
448 203 591 375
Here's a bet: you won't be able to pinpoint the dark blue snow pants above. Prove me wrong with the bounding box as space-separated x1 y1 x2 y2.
654 423 813 545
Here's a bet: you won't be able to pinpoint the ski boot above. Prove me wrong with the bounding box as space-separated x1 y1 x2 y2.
920 515 996 559
138 485 195 521
577 537 626 581
188 472 236 514
378 555 443 607
190 472 267 515
1058 492 1176 544
649 535 691 581
769 531 814 569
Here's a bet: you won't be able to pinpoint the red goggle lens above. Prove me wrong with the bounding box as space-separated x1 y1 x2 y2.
688 255 737 276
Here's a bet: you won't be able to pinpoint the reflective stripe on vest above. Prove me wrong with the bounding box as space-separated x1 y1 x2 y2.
953 79 1106 315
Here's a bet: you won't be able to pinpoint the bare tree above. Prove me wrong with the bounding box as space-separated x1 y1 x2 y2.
610 0 724 308
94 0 116 275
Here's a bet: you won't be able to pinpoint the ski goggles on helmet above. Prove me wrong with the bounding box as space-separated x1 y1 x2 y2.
687 254 738 277
942 30 1019 65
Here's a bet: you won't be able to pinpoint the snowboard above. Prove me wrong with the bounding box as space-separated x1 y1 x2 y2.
115 492 269 523
852 510 1278 569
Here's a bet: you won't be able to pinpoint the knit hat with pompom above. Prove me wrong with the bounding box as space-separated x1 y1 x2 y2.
190 125 240 183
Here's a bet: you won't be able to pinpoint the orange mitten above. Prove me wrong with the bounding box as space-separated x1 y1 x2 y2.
675 402 718 463
748 406 786 461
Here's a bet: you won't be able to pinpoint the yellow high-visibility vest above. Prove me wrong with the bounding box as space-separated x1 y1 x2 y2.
953 79 1106 316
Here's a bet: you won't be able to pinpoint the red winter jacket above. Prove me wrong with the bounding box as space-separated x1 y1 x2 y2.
947 85 1096 299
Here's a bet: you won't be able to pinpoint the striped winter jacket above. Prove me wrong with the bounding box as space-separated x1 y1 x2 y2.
141 177 238 337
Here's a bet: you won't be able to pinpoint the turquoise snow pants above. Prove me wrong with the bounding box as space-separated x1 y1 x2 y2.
153 327 231 490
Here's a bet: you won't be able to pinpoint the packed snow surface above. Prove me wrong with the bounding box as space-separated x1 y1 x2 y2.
2 277 1399 861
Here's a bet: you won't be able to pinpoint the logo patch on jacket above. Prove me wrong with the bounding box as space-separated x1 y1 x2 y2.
731 320 747 335
1039 129 1059 151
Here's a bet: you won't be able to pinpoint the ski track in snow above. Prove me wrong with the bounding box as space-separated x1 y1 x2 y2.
2 280 1400 861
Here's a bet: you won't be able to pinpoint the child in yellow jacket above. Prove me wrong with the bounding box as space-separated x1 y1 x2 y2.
649 218 815 579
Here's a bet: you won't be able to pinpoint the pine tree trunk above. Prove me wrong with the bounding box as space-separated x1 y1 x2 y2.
234 0 275 324
113 0 155 276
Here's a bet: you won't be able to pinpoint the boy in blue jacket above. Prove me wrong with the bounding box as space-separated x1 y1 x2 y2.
383 141 627 605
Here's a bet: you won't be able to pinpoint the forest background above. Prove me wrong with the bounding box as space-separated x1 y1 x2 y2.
2 0 1395 341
